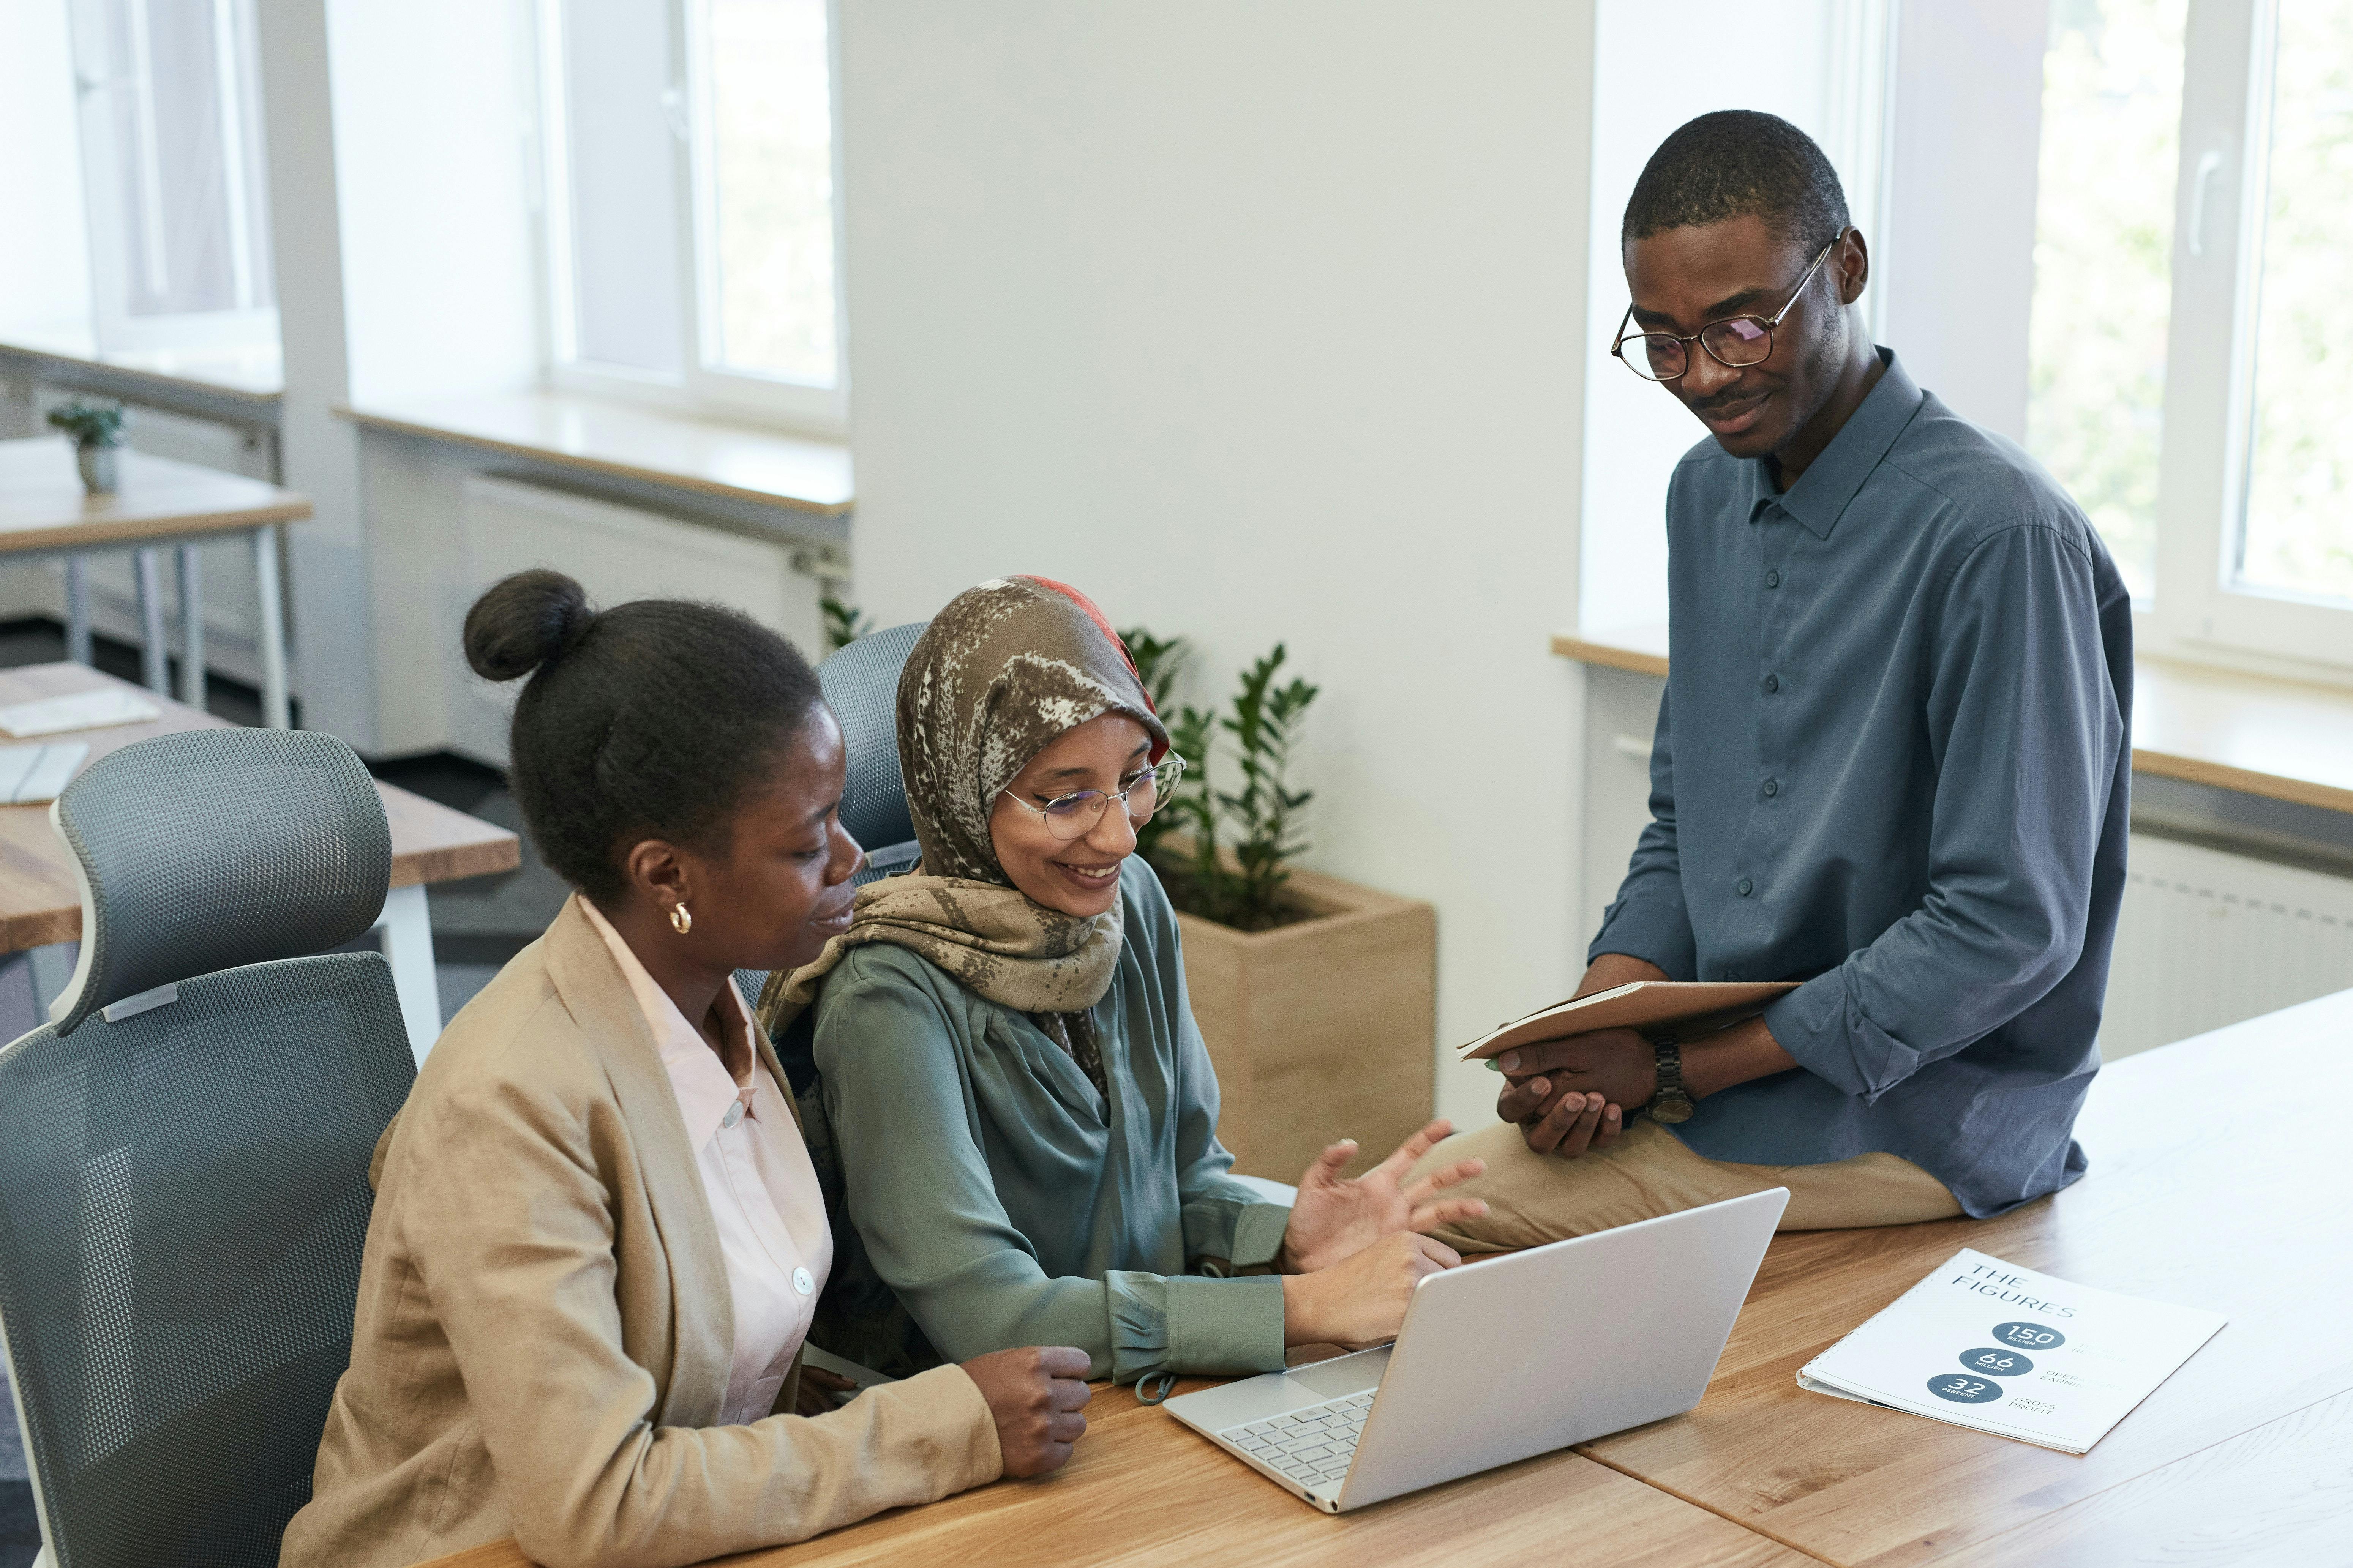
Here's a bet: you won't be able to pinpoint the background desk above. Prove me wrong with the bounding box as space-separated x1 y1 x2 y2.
418 989 2353 1567
0 663 516 1057
0 437 310 724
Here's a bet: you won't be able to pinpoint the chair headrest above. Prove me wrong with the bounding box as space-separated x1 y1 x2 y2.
818 621 926 876
47 728 391 1035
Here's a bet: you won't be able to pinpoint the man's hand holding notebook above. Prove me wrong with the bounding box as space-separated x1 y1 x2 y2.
1464 956 1798 1155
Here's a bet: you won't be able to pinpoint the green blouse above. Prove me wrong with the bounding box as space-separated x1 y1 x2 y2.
812 858 1290 1385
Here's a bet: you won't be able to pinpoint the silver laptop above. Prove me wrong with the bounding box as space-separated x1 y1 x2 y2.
1163 1186 1787 1512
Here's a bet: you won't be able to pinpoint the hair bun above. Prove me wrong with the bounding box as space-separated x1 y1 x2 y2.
463 569 595 682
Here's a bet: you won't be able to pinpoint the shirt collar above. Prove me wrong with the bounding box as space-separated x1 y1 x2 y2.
575 893 763 1148
1747 347 1923 541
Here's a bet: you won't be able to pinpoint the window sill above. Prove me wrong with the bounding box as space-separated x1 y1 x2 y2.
0 330 284 407
1551 628 2353 817
335 391 853 519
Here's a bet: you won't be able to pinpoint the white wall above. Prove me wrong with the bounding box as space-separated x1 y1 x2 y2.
327 0 542 407
838 0 1599 1128
243 0 546 746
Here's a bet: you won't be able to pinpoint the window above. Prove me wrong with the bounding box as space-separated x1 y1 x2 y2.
65 0 278 355
2026 0 2186 603
537 0 845 432
2236 0 2353 604
2031 0 2353 668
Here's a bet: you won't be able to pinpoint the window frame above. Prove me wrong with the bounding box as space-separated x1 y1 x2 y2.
532 0 849 437
2142 0 2353 674
65 0 280 359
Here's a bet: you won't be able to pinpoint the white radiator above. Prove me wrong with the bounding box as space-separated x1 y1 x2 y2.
459 473 824 655
2102 833 2353 1060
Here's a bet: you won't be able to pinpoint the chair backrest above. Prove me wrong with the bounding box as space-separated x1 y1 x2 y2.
819 620 926 885
0 729 415 1568
729 621 927 1022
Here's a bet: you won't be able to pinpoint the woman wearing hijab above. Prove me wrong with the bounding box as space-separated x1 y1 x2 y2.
284 572 1091 1568
761 576 1484 1390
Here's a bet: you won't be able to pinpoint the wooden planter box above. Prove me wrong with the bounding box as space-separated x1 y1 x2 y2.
1173 864 1435 1182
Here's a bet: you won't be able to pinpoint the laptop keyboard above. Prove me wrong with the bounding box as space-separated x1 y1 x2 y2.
1219 1391 1376 1489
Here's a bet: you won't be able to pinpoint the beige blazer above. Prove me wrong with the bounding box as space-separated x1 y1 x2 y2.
281 898 1000 1568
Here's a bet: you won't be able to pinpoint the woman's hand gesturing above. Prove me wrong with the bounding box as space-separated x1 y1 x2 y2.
1277 1119 1487 1275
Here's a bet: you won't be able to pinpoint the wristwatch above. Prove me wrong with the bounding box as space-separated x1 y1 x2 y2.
1647 1036 1696 1124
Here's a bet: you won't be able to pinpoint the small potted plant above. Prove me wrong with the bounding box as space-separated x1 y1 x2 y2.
47 401 129 494
1123 629 1435 1180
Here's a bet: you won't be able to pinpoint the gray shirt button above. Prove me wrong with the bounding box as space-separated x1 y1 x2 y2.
1763 674 1781 693
1737 877 1754 896
1763 779 1780 797
1765 570 1781 588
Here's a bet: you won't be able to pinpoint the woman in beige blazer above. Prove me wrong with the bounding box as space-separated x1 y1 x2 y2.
282 571 1090 1568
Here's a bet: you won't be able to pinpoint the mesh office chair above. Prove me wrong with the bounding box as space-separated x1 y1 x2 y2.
733 620 929 1013
0 729 417 1568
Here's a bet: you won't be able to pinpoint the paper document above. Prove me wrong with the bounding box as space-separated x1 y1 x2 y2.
1798 1248 2225 1453
0 688 160 738
0 742 89 804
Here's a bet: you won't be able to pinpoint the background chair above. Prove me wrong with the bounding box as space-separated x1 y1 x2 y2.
734 620 927 1013
820 619 928 887
0 729 415 1568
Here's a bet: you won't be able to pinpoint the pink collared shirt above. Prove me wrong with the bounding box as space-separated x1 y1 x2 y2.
579 896 833 1426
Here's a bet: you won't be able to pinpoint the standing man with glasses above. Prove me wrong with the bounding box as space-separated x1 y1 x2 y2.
1416 110 2133 1245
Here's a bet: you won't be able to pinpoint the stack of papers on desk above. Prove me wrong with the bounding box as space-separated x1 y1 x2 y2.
0 742 89 804
0 688 160 737
1799 1248 2225 1453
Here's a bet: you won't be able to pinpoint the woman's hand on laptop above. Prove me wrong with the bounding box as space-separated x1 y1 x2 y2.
960 1346 1094 1477
1280 1232 1462 1350
1276 1119 1488 1275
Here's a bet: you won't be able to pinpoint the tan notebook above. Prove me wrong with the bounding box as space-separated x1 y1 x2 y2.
1458 980 1799 1062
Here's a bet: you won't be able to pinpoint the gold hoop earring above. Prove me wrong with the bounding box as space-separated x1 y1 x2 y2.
670 903 692 935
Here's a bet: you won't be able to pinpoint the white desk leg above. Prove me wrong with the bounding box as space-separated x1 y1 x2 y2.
176 544 205 710
63 556 91 664
374 883 442 1065
251 524 290 727
133 548 169 693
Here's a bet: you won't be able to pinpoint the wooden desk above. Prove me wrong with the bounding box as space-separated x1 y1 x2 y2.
0 663 517 1056
1579 987 2353 1566
417 990 2353 1568
425 1381 1807 1568
1553 625 2353 816
0 436 310 722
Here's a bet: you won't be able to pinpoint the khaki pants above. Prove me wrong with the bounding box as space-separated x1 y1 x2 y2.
1410 1117 1962 1256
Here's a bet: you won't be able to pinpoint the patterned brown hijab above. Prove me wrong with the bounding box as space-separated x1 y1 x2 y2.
758 578 1169 1084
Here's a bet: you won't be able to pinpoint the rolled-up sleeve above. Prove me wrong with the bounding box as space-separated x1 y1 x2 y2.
1765 522 2122 1099
1591 683 1700 978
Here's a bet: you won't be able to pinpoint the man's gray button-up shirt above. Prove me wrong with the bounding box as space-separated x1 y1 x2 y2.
1592 350 2133 1218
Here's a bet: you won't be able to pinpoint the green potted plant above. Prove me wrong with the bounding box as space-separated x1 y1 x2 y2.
47 400 129 495
1121 628 1435 1180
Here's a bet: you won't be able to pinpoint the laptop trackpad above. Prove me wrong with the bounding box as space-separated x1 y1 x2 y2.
1281 1346 1391 1400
